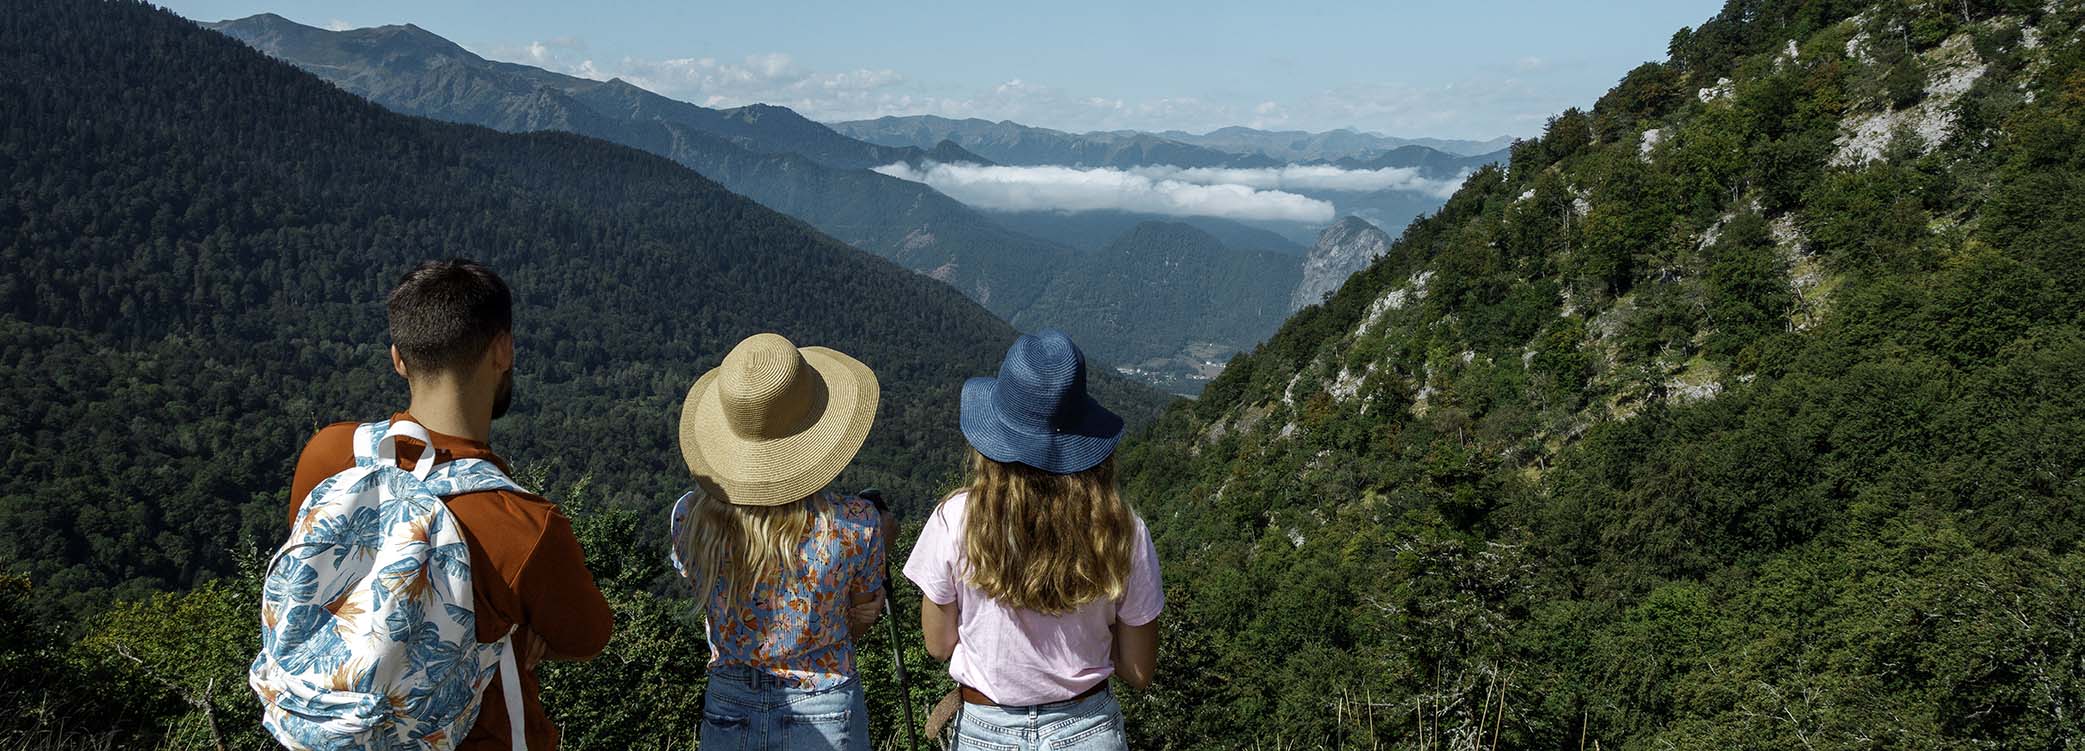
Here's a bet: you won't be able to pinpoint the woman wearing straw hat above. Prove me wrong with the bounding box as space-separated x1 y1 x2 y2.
903 329 1163 751
669 333 886 750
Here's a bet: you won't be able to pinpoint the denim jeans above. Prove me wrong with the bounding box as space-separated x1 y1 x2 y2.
699 665 869 751
948 688 1128 751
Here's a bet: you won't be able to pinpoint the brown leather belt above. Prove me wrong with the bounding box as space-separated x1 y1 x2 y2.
959 682 1106 707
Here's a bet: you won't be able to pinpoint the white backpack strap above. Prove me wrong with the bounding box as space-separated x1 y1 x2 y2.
349 421 385 467
375 420 439 480
424 458 527 498
499 630 527 751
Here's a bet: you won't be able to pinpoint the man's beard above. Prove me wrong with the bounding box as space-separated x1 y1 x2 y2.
491 369 514 420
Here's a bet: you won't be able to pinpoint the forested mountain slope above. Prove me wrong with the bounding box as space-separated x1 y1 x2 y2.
205 14 1077 317
1119 0 2085 747
3 5 1127 745
987 209 1309 256
0 0 1164 626
212 14 927 169
206 15 1313 380
1013 221 1301 369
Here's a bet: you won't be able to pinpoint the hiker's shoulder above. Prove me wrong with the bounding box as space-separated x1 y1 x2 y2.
450 483 561 513
912 491 968 537
935 490 970 521
299 420 362 455
446 486 571 539
292 420 365 477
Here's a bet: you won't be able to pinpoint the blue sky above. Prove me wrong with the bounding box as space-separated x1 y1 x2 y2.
163 0 1726 139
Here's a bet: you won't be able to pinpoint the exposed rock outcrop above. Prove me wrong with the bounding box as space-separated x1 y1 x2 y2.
1291 216 1393 312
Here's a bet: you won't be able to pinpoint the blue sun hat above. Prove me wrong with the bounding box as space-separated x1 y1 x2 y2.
960 329 1124 474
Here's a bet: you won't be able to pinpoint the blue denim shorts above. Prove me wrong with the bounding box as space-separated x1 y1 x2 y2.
949 687 1127 751
700 665 869 751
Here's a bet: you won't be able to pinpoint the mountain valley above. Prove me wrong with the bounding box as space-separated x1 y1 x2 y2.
14 1 2083 748
210 15 1461 391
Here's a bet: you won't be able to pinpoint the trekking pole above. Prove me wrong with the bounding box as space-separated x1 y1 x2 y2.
885 595 921 751
862 489 922 751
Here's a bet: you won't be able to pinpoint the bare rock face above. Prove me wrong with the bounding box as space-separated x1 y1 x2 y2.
1291 216 1392 311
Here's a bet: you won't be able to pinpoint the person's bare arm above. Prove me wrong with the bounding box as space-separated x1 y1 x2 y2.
920 596 959 661
847 590 883 639
1111 618 1159 690
519 629 548 669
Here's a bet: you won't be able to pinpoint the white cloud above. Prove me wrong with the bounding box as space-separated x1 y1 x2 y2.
873 162 1336 223
1127 165 1468 199
323 19 354 31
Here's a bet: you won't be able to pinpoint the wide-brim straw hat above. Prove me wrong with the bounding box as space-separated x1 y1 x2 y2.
679 333 879 506
959 328 1123 475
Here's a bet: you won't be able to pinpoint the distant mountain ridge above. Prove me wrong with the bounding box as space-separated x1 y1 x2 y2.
205 14 1310 383
831 115 1280 168
214 14 941 169
833 115 1517 167
1157 125 1517 160
836 113 1512 241
1332 144 1513 176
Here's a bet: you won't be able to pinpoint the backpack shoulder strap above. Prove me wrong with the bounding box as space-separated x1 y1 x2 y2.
351 418 440 479
376 420 437 480
356 419 527 496
498 629 526 751
424 458 529 498
350 420 386 468
360 418 527 485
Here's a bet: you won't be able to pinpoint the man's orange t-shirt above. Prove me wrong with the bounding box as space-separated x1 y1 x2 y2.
289 412 613 750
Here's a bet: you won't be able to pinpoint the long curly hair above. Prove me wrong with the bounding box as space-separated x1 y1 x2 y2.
957 449 1135 615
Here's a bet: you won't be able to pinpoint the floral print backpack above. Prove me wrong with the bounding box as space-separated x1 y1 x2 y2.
249 420 527 750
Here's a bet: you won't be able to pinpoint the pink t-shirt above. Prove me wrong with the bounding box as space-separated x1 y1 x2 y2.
901 491 1163 706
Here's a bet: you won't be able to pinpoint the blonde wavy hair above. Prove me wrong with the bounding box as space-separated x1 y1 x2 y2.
958 449 1135 615
674 487 824 604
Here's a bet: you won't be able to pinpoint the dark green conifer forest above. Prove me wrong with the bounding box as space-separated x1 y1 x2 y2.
7 0 2085 749
0 1 1139 746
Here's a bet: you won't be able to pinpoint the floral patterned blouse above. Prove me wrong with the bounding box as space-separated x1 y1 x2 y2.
669 490 885 689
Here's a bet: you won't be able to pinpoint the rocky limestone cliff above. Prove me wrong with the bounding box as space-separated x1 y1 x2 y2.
1290 216 1391 311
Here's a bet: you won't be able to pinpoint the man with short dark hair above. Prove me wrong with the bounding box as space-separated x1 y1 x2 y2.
288 258 613 749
